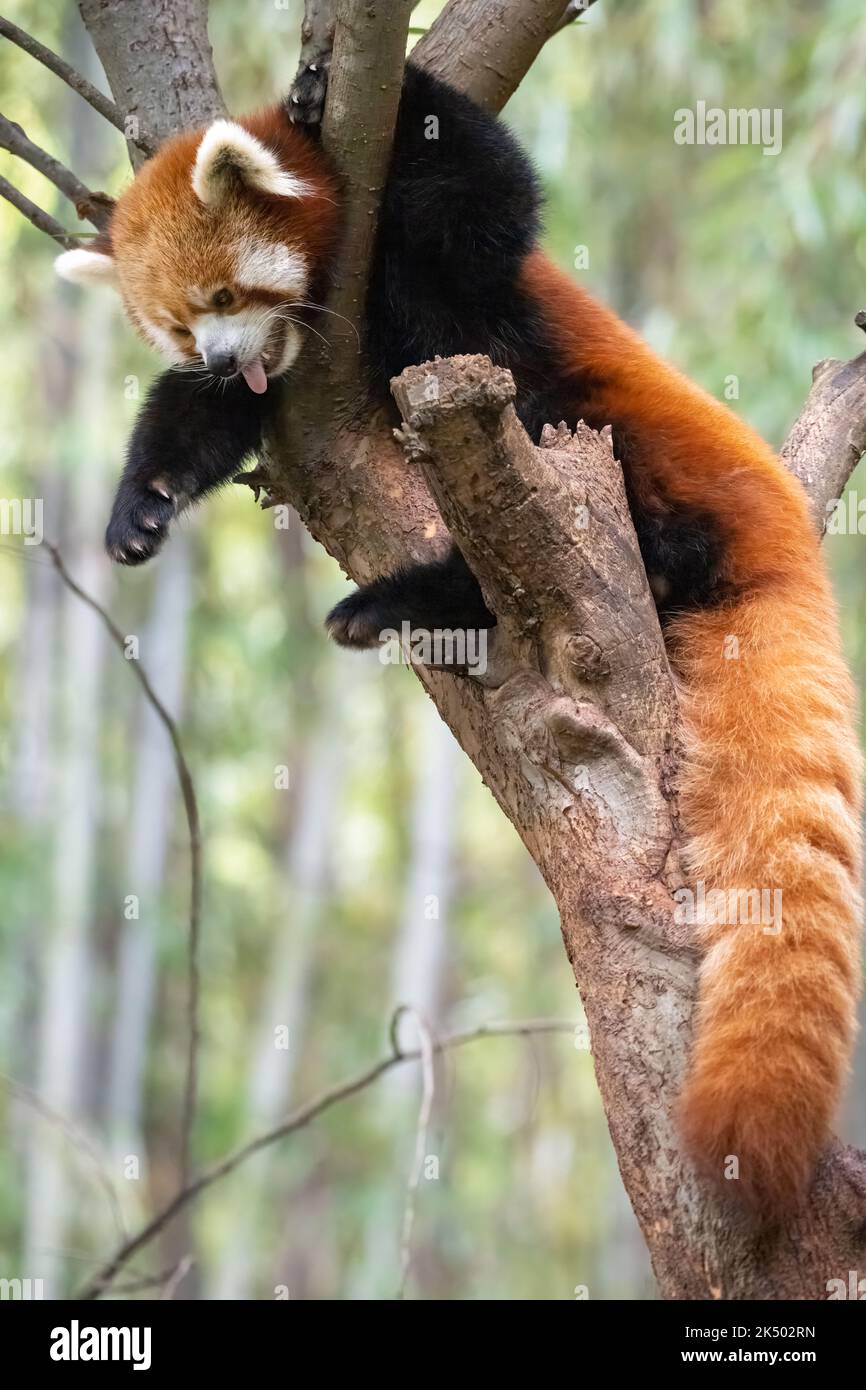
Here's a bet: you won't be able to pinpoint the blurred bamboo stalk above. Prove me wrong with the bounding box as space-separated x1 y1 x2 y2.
210 646 345 1299
350 704 459 1298
106 536 192 1179
23 292 114 1298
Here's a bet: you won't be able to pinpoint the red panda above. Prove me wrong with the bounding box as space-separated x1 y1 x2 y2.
55 61 862 1216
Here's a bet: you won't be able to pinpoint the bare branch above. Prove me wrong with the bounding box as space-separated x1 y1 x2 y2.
412 0 595 113
268 0 416 512
44 545 203 1193
781 340 866 531
318 0 415 380
0 113 113 229
0 174 79 248
75 1017 576 1299
0 13 128 136
391 357 678 790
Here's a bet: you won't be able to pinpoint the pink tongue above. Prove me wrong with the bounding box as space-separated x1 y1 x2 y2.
242 360 268 394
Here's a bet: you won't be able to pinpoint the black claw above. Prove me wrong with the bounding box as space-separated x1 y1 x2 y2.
286 55 331 128
105 485 177 566
325 591 389 649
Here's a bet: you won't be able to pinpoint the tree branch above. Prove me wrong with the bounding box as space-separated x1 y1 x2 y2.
262 0 416 552
318 0 415 380
0 13 128 137
781 333 866 531
0 113 113 230
76 1017 577 1299
412 0 595 112
390 350 866 1299
0 174 80 248
391 357 678 778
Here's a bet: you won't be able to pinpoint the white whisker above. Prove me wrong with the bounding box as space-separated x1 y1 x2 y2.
295 301 362 348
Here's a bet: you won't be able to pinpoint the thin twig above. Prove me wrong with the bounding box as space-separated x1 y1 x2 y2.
0 113 113 229
44 544 203 1197
0 13 127 136
0 174 79 248
76 1016 576 1299
395 1007 436 1299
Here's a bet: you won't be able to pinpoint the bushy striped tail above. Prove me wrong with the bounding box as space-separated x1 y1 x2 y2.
673 586 863 1213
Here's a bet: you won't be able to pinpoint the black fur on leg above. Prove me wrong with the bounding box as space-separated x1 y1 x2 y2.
107 369 282 565
364 65 550 394
326 544 495 649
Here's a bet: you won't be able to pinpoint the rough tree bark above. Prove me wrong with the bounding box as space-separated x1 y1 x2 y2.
781 347 866 532
77 0 223 152
54 0 866 1298
412 0 591 110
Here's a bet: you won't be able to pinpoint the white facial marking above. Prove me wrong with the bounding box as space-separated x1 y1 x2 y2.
192 307 259 366
235 235 308 297
192 120 315 206
54 248 117 287
136 312 186 365
273 323 303 375
191 305 304 378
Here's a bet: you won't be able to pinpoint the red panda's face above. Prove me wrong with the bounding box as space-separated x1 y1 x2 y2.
55 111 341 394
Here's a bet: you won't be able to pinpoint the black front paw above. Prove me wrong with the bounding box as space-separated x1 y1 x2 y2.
326 586 391 649
105 476 179 566
286 55 331 128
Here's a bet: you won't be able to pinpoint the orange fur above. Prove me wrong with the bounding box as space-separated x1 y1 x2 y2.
107 108 341 351
522 250 863 1214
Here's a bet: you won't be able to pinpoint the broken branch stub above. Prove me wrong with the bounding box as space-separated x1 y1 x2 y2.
391 355 679 765
391 354 680 876
781 348 866 531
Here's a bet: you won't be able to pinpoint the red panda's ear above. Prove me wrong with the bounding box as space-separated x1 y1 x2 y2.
54 245 117 288
192 119 314 207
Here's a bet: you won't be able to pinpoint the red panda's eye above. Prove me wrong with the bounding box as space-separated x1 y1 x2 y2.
213 288 233 309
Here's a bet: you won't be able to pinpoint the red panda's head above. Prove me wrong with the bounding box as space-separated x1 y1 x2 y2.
55 110 341 392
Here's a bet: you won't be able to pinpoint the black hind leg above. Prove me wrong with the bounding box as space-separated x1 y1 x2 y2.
326 544 495 648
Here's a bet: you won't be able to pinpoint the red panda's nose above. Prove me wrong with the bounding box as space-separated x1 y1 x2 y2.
206 351 238 378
